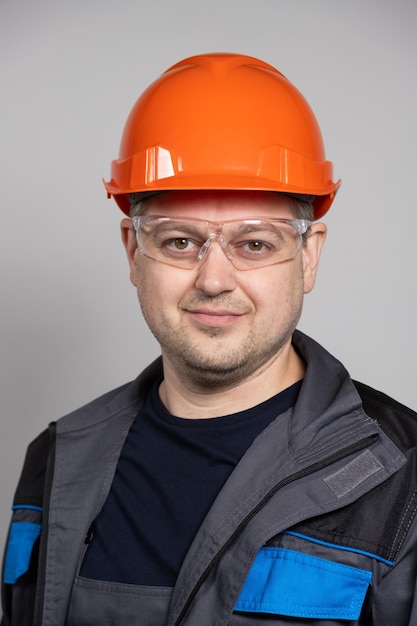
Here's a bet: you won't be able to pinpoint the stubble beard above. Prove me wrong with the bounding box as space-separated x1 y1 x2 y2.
140 297 304 389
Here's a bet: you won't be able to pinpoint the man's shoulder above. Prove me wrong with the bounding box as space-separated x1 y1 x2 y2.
13 381 139 506
353 380 417 450
353 380 416 419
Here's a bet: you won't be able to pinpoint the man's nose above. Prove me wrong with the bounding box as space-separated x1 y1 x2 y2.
194 238 237 296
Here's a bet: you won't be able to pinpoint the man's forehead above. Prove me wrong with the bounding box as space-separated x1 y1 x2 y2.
137 190 297 214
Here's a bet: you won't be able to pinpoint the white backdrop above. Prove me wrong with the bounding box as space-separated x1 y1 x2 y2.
1 0 416 569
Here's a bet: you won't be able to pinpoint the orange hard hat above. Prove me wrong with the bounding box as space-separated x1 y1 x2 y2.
104 53 340 219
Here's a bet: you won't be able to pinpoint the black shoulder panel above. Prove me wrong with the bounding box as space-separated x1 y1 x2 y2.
13 429 52 509
292 382 417 563
354 380 417 452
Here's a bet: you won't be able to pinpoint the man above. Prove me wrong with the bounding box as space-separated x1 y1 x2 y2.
2 53 417 625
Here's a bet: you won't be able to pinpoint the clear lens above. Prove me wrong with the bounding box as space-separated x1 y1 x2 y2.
132 216 310 270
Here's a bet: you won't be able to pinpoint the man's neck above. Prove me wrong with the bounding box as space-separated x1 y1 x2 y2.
158 344 305 419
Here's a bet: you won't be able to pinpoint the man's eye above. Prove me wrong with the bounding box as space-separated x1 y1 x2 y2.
238 240 273 254
245 241 267 252
172 238 190 250
164 237 197 252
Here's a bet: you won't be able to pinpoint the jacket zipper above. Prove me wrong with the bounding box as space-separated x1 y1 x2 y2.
33 423 57 626
172 432 379 626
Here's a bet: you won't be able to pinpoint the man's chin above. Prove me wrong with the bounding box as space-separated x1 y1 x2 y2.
173 351 267 389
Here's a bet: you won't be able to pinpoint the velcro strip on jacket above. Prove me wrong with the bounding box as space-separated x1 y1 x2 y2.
235 547 372 620
4 506 42 584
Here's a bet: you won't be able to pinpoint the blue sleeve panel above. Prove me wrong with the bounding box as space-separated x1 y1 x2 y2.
235 547 372 620
4 522 41 584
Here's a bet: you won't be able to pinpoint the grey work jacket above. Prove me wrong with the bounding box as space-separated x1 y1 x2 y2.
2 331 417 625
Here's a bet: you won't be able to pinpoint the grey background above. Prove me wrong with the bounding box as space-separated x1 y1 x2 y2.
1 0 416 570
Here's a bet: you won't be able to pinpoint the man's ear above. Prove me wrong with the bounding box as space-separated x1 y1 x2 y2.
302 222 327 294
120 217 139 286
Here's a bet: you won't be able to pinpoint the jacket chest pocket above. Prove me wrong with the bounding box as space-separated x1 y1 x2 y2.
67 575 173 626
234 547 372 622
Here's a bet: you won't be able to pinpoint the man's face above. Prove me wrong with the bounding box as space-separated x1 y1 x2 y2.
121 191 326 388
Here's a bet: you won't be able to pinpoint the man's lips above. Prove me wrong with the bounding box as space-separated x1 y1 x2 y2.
185 308 246 327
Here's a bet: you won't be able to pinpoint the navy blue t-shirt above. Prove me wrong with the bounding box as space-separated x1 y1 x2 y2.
80 379 301 586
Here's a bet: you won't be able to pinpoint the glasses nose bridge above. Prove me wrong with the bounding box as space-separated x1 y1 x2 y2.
198 222 233 262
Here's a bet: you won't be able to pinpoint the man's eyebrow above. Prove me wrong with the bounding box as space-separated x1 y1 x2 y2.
150 221 208 235
228 222 285 235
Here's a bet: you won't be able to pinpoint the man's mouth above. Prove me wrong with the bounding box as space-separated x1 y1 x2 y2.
185 308 245 327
